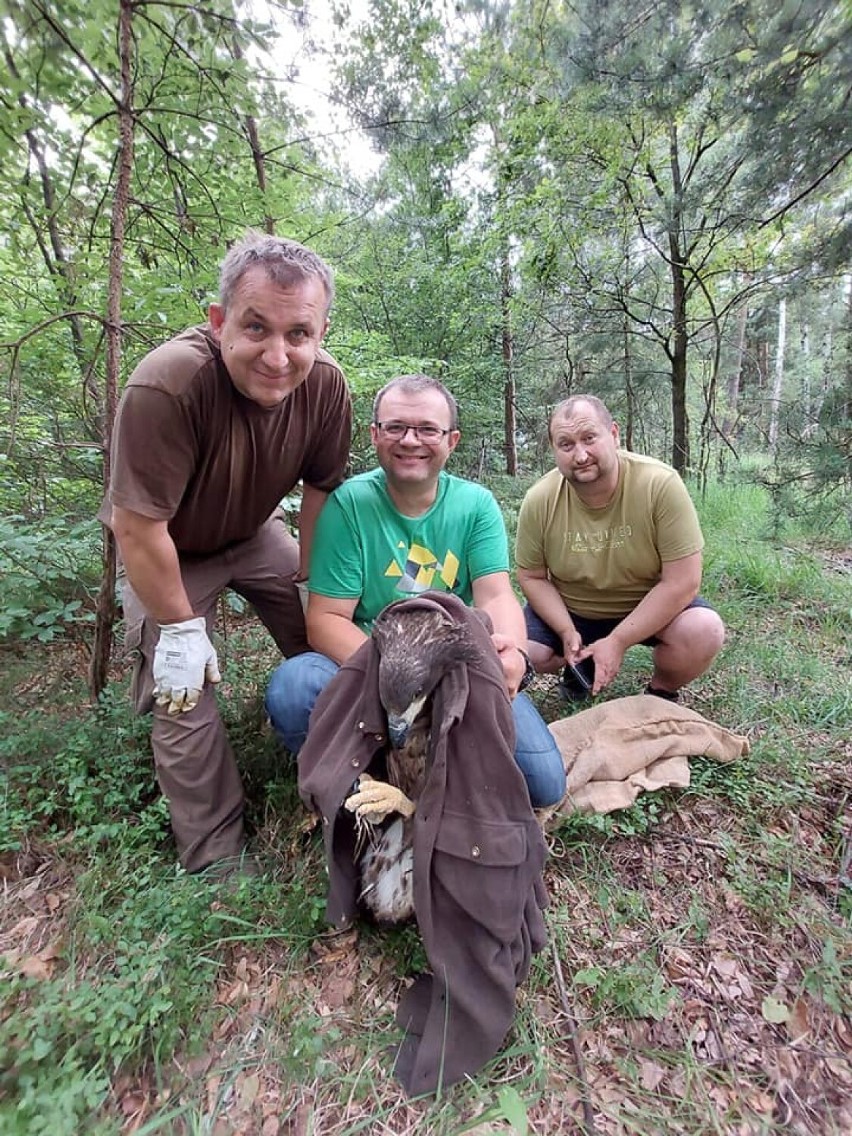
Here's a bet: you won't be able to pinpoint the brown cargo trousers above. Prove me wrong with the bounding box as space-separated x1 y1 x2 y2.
121 515 306 872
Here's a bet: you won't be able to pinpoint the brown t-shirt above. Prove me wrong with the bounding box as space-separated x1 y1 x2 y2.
103 326 351 555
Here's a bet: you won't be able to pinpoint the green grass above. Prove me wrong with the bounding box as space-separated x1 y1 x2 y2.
1 469 850 1134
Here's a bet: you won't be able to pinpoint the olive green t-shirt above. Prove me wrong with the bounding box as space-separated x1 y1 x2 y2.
515 452 704 618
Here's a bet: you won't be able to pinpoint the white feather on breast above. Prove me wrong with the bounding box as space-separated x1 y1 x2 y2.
360 817 415 923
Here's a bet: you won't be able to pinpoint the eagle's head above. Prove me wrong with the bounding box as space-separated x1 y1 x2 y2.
372 604 481 747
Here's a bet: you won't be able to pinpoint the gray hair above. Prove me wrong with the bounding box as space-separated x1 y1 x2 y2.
218 230 334 313
549 394 613 439
372 374 459 430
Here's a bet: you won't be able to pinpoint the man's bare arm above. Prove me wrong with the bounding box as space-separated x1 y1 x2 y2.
517 565 582 661
111 506 193 622
607 552 702 651
306 593 367 664
297 484 329 581
579 552 703 692
471 571 527 697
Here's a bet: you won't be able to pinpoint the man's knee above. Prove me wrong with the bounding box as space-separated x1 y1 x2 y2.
655 607 725 684
511 693 566 807
678 606 725 656
265 652 338 753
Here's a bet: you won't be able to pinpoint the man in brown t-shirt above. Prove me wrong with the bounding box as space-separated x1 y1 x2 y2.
102 231 352 876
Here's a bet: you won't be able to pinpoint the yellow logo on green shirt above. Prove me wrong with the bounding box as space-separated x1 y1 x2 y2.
384 542 460 593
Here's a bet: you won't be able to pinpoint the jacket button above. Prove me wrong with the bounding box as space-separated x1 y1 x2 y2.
357 721 365 730
350 759 360 767
471 845 481 858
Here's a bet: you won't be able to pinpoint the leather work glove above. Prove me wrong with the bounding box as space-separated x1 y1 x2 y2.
344 772 415 823
152 617 221 715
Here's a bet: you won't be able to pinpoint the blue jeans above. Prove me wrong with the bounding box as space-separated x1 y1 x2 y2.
265 652 566 808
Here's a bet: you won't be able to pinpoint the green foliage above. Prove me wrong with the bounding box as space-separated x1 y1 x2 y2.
454 1085 530 1135
277 1015 345 1081
0 867 223 1136
572 959 676 1021
0 686 157 853
0 516 101 644
802 938 852 1016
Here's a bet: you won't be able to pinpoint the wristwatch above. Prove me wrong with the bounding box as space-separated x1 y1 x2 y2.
517 647 536 692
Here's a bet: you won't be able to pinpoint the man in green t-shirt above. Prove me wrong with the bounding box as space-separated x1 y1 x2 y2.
265 374 566 807
516 395 725 702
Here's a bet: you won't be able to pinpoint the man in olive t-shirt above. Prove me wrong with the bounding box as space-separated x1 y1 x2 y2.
101 232 352 876
516 395 724 702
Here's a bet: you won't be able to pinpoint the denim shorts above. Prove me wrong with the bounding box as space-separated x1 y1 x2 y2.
524 596 715 651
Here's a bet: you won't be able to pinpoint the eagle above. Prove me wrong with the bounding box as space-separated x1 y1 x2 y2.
344 602 481 924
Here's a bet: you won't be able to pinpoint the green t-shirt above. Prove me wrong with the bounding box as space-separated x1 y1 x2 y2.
515 451 704 618
309 468 509 632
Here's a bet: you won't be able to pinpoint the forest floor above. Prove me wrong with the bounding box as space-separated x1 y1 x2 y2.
2 495 851 1135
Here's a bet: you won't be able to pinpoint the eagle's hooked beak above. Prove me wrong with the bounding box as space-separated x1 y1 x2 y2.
386 693 427 749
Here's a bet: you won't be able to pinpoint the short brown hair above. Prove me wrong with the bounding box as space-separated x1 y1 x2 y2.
548 394 613 440
373 374 459 429
218 231 334 313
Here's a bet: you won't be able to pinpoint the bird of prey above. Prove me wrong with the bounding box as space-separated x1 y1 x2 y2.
345 603 481 924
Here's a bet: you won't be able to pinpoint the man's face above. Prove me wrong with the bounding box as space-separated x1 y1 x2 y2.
208 266 329 409
551 402 620 488
371 388 460 490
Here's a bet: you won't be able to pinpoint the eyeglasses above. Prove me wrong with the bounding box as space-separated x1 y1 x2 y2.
374 421 453 443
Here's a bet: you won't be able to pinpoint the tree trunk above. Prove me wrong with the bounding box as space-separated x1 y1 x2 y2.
89 0 135 699
230 36 274 234
500 236 517 476
814 325 831 430
623 311 635 451
768 297 787 451
722 293 749 437
3 43 103 438
667 125 689 472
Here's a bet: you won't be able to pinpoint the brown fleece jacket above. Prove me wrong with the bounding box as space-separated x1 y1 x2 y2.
298 592 548 1096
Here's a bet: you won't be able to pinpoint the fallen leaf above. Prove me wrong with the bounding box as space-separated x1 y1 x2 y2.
9 916 39 939
712 956 740 980
239 1073 259 1109
663 947 695 981
321 971 354 1009
785 997 810 1043
639 1058 666 1091
219 980 249 1006
120 1091 147 1117
18 955 53 980
183 1053 213 1080
761 995 790 1024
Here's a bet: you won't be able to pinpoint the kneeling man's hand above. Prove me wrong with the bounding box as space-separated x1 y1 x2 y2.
153 617 221 714
491 633 526 698
577 634 626 695
561 627 584 665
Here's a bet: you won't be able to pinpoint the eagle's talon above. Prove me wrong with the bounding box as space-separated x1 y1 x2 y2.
345 776 415 823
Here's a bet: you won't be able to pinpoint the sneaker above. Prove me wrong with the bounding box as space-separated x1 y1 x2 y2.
645 684 680 702
558 658 595 701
